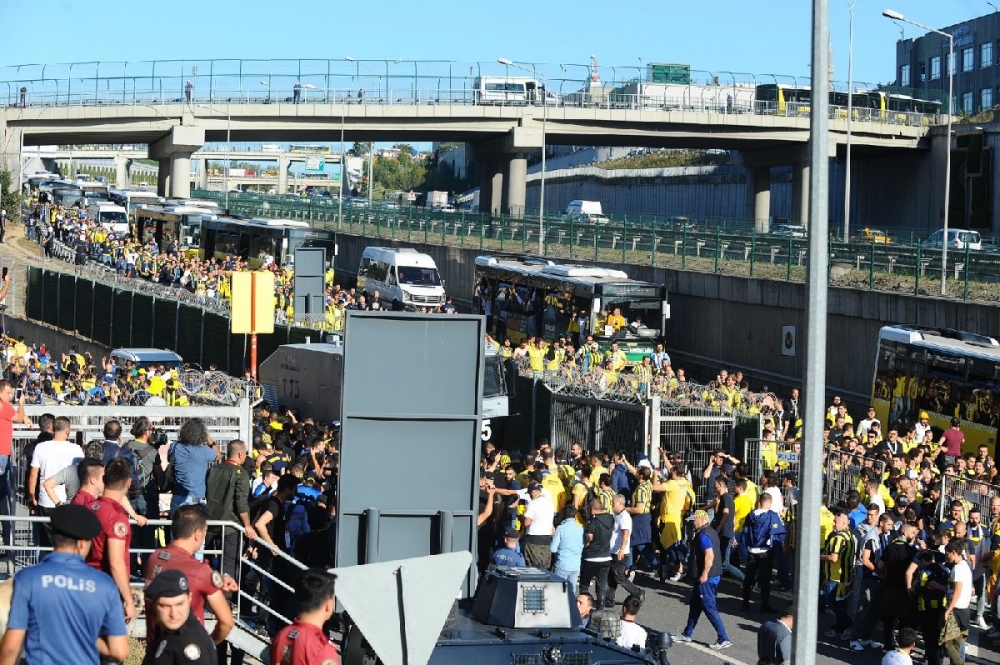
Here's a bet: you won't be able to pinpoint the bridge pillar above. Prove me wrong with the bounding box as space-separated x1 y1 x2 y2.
502 154 527 217
114 154 129 190
277 154 291 194
157 159 172 198
199 159 208 190
478 159 504 218
748 166 771 233
791 161 810 227
0 121 22 194
149 126 205 199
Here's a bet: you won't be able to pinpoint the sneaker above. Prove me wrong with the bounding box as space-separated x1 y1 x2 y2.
669 572 682 582
863 641 882 649
710 640 732 650
972 617 991 630
672 634 692 643
825 629 842 639
850 640 865 652
626 569 636 582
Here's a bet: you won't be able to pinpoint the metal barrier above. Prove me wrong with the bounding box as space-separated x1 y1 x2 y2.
938 474 1000 524
547 393 648 462
0 514 307 638
743 438 803 509
824 446 887 507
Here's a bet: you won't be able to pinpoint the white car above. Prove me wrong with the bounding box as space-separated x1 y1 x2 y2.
769 224 808 238
921 229 983 250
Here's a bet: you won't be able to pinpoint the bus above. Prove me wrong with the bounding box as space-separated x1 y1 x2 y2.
473 255 669 364
134 204 216 257
871 324 1000 453
755 84 812 116
757 84 942 123
109 189 162 216
200 216 338 269
472 76 555 105
288 144 332 154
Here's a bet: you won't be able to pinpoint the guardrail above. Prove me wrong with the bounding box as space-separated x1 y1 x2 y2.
191 190 1000 303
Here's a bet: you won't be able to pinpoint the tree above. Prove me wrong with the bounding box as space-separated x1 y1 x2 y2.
0 167 22 222
351 141 373 157
393 143 415 157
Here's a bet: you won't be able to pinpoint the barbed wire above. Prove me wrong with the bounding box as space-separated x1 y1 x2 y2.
512 357 778 416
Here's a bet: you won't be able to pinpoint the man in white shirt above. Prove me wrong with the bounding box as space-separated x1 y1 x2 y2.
914 411 933 444
762 471 785 517
27 416 82 525
942 540 973 665
880 627 917 665
616 595 648 649
857 408 879 439
522 483 554 569
606 494 644 607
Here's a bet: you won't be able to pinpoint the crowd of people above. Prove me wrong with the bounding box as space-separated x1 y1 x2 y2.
474 387 1000 664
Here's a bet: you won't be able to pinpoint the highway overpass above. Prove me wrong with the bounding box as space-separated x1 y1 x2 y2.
1 59 941 224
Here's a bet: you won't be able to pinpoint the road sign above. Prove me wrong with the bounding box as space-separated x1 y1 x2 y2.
305 156 326 173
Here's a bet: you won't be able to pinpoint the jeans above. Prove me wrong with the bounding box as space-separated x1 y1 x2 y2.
720 537 745 582
553 566 580 595
823 580 851 632
974 575 987 621
580 559 611 606
683 576 729 643
849 577 880 640
170 494 205 516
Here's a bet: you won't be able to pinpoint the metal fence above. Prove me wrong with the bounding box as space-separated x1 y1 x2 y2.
547 394 647 462
938 473 1000 524
26 265 320 376
824 446 888 508
193 190 1000 304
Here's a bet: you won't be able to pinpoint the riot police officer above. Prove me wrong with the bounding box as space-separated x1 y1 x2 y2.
0 504 129 665
144 570 217 665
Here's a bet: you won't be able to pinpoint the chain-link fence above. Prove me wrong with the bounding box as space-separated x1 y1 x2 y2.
938 474 1000 524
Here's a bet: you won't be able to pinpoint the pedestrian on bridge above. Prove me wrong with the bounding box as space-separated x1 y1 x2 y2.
185 81 193 104
293 81 302 104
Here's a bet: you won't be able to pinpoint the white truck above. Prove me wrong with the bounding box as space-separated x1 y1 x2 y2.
425 190 450 209
357 246 446 310
562 200 609 224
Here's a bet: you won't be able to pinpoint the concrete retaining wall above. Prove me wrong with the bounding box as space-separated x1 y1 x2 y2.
4 315 110 361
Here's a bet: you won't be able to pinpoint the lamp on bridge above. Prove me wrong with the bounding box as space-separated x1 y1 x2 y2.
303 83 318 102
498 57 547 256
259 81 270 104
883 8 953 295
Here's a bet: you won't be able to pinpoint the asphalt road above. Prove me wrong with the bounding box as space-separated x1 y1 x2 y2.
614 571 999 665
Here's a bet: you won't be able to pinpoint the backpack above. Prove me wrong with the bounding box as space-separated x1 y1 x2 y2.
284 483 322 551
103 442 141 498
125 440 157 498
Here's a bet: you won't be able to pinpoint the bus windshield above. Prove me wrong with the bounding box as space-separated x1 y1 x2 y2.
99 211 129 226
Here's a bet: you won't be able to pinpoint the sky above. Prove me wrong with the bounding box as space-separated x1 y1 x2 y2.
2 0 996 89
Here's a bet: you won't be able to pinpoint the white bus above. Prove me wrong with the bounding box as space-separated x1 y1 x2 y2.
109 189 162 216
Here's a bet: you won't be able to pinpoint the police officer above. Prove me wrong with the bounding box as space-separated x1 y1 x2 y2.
271 569 341 665
144 570 217 665
0 504 129 665
491 527 526 567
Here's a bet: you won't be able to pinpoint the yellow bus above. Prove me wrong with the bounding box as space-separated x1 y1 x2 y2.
134 204 216 257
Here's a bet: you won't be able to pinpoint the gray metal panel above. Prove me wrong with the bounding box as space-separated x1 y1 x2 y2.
336 312 484 596
293 247 326 320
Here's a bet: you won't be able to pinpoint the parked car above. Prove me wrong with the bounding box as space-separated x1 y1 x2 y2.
921 229 983 250
857 228 892 244
769 224 808 238
432 204 457 213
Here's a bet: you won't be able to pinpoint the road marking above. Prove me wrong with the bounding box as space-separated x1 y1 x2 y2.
679 641 752 665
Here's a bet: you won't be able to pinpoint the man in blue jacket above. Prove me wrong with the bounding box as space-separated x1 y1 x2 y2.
741 492 786 613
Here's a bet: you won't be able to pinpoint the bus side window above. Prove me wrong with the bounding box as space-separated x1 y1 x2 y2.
387 268 396 286
359 257 370 276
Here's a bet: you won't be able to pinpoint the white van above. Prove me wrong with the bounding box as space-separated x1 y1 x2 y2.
87 202 130 234
357 247 446 310
563 200 609 224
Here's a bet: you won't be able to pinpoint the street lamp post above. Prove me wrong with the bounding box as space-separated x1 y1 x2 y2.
883 8 953 295
498 58 546 256
844 0 857 242
302 83 317 102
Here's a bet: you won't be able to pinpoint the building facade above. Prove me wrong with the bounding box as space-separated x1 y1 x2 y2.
895 11 1000 115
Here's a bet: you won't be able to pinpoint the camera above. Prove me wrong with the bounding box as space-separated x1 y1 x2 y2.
151 428 170 446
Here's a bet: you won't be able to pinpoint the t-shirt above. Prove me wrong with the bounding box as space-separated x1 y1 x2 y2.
881 649 913 665
0 400 14 456
616 619 648 650
611 510 633 554
85 496 131 577
734 492 755 533
171 443 218 499
583 513 614 560
31 439 84 508
271 620 341 665
47 463 82 502
941 429 964 457
144 544 224 639
764 487 785 516
524 493 555 537
712 492 736 539
951 559 973 609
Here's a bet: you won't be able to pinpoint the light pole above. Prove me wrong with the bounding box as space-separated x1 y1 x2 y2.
844 0 857 242
884 8 953 295
302 83 317 102
498 57 546 255
259 80 270 103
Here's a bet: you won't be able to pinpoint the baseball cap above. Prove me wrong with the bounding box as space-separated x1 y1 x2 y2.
638 459 653 470
504 527 520 540
686 509 710 522
528 482 542 493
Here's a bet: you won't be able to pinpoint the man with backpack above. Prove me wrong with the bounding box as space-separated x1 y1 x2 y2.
126 417 165 574
99 420 140 492
253 474 299 634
